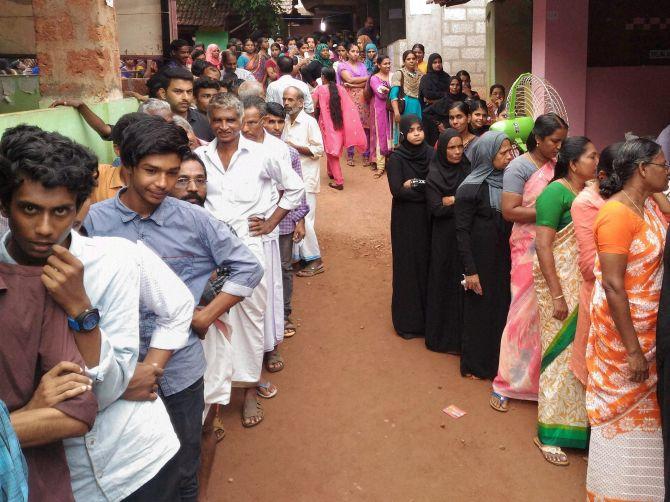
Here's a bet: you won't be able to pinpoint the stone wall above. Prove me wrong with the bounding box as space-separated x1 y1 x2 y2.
388 0 488 97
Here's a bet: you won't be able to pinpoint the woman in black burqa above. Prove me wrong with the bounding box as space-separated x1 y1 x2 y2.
386 115 433 339
454 131 514 378
424 129 472 353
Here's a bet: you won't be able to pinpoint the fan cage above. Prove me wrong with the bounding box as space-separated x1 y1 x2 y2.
505 72 569 126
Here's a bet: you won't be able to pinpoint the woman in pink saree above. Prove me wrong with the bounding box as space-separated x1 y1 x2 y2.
313 66 367 190
490 113 568 411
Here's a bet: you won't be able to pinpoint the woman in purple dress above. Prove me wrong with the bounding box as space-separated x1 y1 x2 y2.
369 55 392 177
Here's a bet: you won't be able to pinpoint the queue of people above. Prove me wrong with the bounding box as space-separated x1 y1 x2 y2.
2 22 669 502
387 110 670 499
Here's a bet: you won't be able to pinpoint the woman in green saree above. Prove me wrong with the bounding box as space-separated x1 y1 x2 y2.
533 136 599 466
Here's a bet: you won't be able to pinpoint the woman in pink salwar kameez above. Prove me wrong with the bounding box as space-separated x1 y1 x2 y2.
490 113 568 411
312 66 367 190
368 55 392 178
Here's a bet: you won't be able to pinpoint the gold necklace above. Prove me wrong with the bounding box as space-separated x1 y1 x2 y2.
561 177 578 195
622 190 644 217
527 152 544 170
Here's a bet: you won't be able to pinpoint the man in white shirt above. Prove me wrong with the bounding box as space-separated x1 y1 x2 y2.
282 86 325 277
196 93 305 428
222 50 255 82
0 125 194 501
266 56 314 114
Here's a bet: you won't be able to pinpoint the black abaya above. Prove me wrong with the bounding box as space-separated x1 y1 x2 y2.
454 182 511 378
424 131 471 353
386 116 433 339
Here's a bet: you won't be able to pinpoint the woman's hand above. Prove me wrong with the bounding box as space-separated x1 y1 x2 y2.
403 180 412 189
394 112 401 124
552 297 568 321
442 196 455 206
464 274 483 295
437 123 446 133
626 351 649 383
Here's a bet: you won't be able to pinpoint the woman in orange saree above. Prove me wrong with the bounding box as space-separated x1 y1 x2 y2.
587 138 668 501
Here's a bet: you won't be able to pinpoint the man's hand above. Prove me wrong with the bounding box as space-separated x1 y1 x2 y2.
248 216 273 237
24 362 92 411
49 98 83 109
41 245 92 318
191 309 210 339
293 219 306 242
121 363 163 401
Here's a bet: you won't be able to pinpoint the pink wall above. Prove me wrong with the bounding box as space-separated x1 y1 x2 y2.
532 0 588 135
585 66 670 149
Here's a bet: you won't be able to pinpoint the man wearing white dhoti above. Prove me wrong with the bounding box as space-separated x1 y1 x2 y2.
196 93 305 429
281 86 325 278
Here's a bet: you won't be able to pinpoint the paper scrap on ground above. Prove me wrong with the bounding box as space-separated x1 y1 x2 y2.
442 405 466 418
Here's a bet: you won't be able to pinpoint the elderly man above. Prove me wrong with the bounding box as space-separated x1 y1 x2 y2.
282 85 325 277
266 56 314 114
196 93 305 428
238 80 265 100
222 50 255 82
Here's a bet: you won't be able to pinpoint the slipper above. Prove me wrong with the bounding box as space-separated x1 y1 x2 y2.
373 170 385 179
265 352 284 373
533 437 569 466
489 392 509 412
284 319 296 338
257 381 278 399
328 181 344 191
369 162 378 171
296 264 325 277
346 158 354 166
213 415 226 442
241 398 264 428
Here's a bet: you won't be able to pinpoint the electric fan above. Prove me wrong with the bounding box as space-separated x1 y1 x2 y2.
491 72 569 153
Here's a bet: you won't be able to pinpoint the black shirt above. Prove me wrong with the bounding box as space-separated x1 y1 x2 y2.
188 107 214 142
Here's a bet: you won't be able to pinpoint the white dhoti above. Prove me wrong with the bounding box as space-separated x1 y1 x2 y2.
201 316 234 422
263 238 284 352
294 192 320 262
229 240 267 386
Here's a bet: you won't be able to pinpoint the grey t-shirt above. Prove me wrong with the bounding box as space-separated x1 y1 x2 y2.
503 155 536 195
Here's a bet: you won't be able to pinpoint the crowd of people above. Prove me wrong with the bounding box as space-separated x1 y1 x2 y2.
1 18 670 502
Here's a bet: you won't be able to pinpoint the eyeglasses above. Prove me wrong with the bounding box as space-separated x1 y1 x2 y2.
175 176 207 188
647 162 670 170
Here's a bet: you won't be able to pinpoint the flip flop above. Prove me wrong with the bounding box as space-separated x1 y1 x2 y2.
296 264 325 277
257 381 279 399
265 352 284 373
489 392 509 412
533 437 569 466
328 181 344 191
284 319 296 338
242 398 264 428
346 158 354 166
213 415 226 442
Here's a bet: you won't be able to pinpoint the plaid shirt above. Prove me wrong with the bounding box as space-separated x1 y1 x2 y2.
278 146 310 235
0 400 28 502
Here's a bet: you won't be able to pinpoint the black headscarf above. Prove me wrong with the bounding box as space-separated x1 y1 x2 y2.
419 53 451 102
394 114 433 177
427 129 472 196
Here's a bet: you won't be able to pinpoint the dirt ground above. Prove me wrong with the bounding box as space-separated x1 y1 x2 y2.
209 158 587 501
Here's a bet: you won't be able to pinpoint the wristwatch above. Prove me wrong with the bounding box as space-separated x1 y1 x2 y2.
68 307 101 332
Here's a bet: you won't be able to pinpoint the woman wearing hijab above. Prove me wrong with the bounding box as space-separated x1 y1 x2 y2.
364 43 378 75
423 75 467 147
205 43 221 69
425 129 471 353
419 53 450 106
455 131 514 379
302 43 333 87
386 115 433 339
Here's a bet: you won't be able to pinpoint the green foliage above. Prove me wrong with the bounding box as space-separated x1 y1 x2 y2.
231 0 285 34
178 0 284 35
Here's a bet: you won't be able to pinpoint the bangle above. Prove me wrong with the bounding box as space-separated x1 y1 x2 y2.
553 294 564 300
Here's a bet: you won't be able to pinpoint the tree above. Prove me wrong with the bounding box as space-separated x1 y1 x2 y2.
177 0 285 36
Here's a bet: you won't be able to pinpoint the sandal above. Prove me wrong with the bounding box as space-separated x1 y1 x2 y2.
346 157 354 166
213 414 226 442
242 398 264 428
265 352 284 373
257 381 278 399
296 263 325 277
533 437 569 466
489 392 509 412
328 181 344 191
369 162 377 171
284 319 296 338
373 169 385 179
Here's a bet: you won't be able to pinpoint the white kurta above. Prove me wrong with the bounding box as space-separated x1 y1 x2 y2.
196 135 305 383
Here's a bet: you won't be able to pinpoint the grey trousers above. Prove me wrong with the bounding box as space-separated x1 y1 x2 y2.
278 233 294 320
